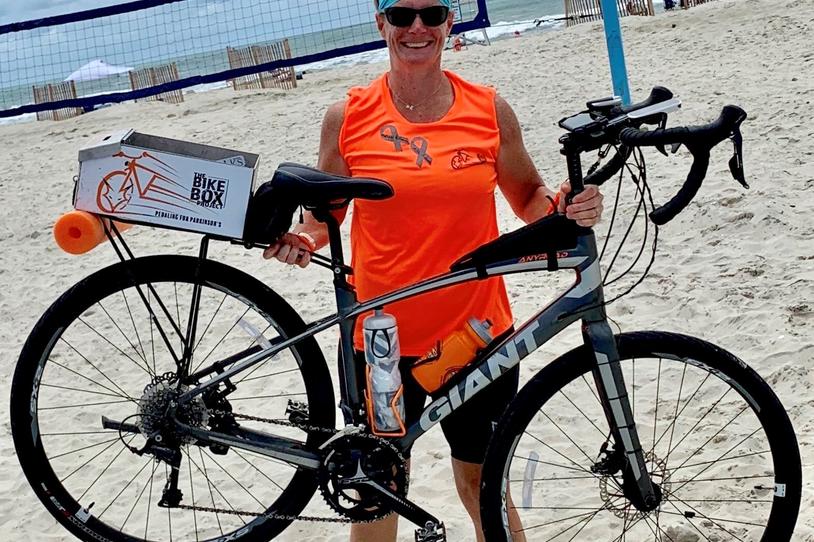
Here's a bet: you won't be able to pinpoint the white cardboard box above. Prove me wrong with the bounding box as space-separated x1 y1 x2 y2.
75 129 259 239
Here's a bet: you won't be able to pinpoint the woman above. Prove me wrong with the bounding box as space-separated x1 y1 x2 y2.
265 0 604 539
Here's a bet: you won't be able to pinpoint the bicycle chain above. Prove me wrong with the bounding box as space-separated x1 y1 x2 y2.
171 410 401 525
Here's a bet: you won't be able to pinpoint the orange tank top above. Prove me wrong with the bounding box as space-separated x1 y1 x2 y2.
339 70 513 356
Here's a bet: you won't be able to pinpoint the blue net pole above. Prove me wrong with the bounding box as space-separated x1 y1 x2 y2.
599 0 631 105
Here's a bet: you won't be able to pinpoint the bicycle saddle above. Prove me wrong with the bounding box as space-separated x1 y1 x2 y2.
272 162 394 207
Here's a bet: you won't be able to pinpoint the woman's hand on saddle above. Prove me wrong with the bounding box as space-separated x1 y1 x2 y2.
263 232 316 268
558 182 604 227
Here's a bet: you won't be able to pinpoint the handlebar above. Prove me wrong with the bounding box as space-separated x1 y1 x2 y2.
617 105 747 224
560 87 748 225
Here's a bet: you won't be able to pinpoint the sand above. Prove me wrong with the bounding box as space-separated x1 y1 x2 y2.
0 0 812 539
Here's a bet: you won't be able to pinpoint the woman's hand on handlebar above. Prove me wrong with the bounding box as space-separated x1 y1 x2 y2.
560 182 604 227
263 232 315 268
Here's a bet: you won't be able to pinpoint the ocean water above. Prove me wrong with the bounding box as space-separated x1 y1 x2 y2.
0 0 661 124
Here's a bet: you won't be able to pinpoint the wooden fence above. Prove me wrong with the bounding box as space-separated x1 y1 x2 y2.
565 0 654 27
32 80 83 121
227 39 297 91
128 63 184 104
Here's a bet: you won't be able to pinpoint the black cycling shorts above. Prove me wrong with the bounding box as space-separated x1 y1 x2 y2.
354 350 519 464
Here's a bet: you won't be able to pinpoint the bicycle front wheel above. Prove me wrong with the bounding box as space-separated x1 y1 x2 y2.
480 331 801 542
10 255 335 542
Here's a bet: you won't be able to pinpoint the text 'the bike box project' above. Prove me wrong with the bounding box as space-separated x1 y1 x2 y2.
74 129 259 239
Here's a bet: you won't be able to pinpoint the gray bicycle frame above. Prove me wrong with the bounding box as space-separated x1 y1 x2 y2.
174 226 658 505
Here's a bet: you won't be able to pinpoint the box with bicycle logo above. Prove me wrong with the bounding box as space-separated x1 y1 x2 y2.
74 129 259 239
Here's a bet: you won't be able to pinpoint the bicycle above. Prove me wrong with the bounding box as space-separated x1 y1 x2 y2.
10 87 801 542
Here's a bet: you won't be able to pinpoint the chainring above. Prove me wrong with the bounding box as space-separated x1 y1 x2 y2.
317 433 409 522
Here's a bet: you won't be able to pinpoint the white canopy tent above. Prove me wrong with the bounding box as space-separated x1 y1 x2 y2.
64 59 133 82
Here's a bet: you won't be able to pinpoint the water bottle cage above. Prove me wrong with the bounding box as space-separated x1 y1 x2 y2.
364 364 407 437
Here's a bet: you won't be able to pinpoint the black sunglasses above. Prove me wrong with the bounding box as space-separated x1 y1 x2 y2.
383 6 450 28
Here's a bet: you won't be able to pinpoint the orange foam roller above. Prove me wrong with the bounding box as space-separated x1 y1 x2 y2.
53 210 133 255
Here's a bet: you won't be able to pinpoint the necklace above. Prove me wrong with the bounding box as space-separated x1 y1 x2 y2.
389 76 447 111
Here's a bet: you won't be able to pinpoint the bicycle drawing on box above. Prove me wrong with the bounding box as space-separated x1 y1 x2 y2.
95 150 194 213
11 87 802 542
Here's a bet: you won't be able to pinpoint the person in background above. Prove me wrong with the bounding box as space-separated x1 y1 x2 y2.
264 0 604 539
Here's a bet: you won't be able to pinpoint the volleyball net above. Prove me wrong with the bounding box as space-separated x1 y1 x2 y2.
0 0 489 119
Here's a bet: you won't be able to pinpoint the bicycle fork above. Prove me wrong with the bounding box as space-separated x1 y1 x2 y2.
583 318 661 511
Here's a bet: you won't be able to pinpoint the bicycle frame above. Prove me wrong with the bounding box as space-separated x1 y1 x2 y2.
132 139 660 510
168 229 658 508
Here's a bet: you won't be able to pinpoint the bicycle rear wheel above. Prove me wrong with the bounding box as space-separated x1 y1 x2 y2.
480 331 801 542
10 255 335 542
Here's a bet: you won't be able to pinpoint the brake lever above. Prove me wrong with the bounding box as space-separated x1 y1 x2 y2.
670 142 682 154
728 128 748 188
655 114 669 156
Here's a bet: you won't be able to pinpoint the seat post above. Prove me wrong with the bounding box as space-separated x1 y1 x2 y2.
312 206 364 424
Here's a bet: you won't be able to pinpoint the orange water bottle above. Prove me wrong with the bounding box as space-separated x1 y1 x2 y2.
412 318 493 393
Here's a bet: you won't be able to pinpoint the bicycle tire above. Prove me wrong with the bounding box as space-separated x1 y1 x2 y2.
10 255 335 542
480 331 801 542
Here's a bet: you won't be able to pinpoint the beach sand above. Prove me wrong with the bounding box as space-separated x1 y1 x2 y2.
1 0 812 539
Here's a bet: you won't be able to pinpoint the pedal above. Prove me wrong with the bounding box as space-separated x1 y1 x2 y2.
415 521 446 542
286 399 310 425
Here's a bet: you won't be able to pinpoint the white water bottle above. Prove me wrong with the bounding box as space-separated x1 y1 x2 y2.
363 309 405 433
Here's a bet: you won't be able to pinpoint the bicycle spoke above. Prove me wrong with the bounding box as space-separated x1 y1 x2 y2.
202 449 266 509
540 411 599 466
669 404 749 473
192 292 228 353
239 367 300 384
49 436 122 461
121 460 159 532
670 473 772 483
148 287 157 375
660 383 730 463
664 497 750 541
664 362 687 465
663 500 713 542
77 316 154 377
650 371 713 455
40 382 133 399
110 292 149 364
236 323 284 384
231 448 286 492
651 358 661 474
515 509 599 535
669 427 762 495
557 388 609 439
669 449 769 472
145 462 155 539
59 338 141 400
40 399 134 411
192 306 252 374
77 434 139 498
97 458 154 519
514 454 602 478
197 447 225 535
188 452 200 542
185 449 247 524
46 358 134 401
521 432 600 479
